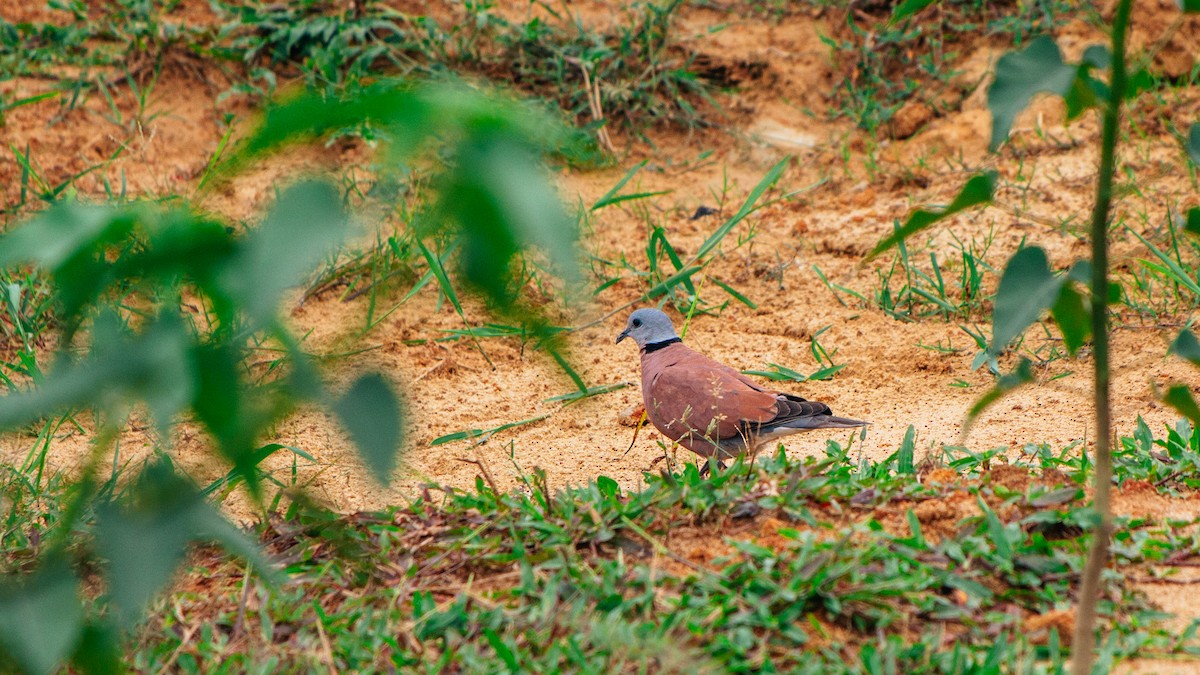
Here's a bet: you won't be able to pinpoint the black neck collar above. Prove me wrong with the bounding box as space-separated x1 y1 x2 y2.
642 337 682 354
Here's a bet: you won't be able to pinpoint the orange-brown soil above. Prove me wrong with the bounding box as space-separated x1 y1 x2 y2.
3 0 1200 654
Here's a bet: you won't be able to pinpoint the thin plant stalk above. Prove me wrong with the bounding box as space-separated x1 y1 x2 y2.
1071 0 1132 670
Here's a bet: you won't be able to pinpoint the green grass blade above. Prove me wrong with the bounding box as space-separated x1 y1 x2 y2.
868 172 996 259
417 239 464 312
591 160 670 211
806 364 846 381
430 414 553 446
544 344 588 392
708 276 756 309
544 381 629 403
645 265 704 299
967 359 1034 424
651 228 696 296
694 156 789 260
1127 227 1200 297
896 425 916 474
812 264 867 305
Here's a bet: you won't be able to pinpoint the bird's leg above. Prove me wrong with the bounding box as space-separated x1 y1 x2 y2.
621 408 649 458
735 428 759 481
743 443 767 483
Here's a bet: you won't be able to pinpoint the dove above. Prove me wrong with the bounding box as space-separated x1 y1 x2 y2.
616 308 867 465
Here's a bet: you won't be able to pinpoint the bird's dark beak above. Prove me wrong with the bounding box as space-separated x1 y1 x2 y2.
615 330 629 344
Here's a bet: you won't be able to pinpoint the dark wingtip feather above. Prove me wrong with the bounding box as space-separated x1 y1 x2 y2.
816 415 870 428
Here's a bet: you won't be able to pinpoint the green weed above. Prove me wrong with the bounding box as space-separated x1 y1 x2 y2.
819 0 1083 132
210 0 713 135
873 230 996 323
105 433 1200 671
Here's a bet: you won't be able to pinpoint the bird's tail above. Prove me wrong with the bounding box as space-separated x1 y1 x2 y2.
813 415 870 429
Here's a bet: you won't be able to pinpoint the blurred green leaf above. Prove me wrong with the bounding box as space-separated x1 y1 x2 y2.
904 509 924 548
332 373 404 485
483 628 520 672
1051 283 1091 355
990 247 1064 356
70 622 121 675
184 505 278 582
189 342 252 467
968 358 1035 422
1187 123 1200 165
0 203 132 270
96 461 275 628
94 503 193 628
227 80 582 318
228 82 576 170
1125 67 1156 100
0 557 83 675
867 172 995 258
229 84 417 162
889 0 937 23
1164 385 1200 426
0 312 192 432
988 36 1097 150
0 205 134 341
227 180 350 327
979 496 1014 567
1066 259 1092 284
1186 208 1200 236
1183 0 1200 12
0 203 245 344
437 136 578 306
1170 329 1200 367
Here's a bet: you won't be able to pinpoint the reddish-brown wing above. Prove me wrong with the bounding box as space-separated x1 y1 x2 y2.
640 343 779 442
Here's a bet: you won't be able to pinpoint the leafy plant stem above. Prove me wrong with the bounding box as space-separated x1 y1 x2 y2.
1072 0 1131 670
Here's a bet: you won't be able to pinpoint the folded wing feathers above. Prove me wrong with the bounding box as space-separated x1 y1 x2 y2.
643 343 866 449
748 393 867 434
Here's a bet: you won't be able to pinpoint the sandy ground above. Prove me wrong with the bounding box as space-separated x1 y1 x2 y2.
3 0 1200 653
4 0 1197 505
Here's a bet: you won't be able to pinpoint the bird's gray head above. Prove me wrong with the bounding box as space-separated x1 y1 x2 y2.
615 308 679 349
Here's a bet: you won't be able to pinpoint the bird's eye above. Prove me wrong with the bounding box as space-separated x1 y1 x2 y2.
632 318 643 328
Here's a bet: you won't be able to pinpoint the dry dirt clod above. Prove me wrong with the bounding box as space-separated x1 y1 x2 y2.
886 100 935 140
1024 608 1076 645
1115 0 1200 80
